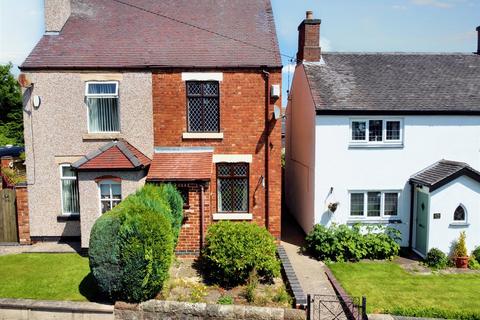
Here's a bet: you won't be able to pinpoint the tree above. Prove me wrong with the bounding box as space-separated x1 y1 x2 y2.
0 63 23 145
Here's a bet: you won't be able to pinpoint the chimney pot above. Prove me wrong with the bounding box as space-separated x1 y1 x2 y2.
306 11 313 19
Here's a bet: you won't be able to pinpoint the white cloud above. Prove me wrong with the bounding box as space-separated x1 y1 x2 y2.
392 4 408 10
411 0 454 8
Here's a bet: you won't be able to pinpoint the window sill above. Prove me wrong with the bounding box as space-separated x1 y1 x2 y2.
347 218 402 224
213 213 253 220
348 143 403 149
57 214 80 222
83 133 122 141
449 222 470 227
182 132 223 140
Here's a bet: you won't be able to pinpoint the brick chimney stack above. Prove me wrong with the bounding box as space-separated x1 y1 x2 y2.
476 26 480 55
297 11 322 63
44 0 71 33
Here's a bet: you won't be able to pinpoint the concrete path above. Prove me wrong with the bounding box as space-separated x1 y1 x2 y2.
0 242 80 256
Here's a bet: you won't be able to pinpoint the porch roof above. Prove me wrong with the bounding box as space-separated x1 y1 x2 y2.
146 151 213 182
410 160 480 192
72 140 151 171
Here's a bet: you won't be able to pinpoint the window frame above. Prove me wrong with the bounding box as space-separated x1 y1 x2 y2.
349 118 403 146
59 163 80 216
453 204 467 223
186 81 220 133
216 162 249 214
98 179 122 214
85 81 120 134
348 190 401 219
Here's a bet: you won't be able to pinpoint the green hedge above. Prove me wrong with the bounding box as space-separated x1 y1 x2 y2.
89 184 182 302
202 221 280 286
425 248 448 269
305 224 401 262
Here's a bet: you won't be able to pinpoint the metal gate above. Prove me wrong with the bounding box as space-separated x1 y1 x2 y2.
307 294 366 320
0 189 18 242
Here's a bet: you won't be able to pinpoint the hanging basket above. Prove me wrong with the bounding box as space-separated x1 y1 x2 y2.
328 202 339 213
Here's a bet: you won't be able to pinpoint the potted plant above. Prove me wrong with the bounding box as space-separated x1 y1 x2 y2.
453 231 469 269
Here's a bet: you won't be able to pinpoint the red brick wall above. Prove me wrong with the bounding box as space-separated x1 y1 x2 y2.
153 70 282 252
297 21 321 62
1 156 12 169
15 186 31 244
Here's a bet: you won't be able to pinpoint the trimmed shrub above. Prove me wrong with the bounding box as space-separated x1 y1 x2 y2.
304 224 401 262
425 248 448 269
472 246 480 263
89 184 180 302
202 221 280 286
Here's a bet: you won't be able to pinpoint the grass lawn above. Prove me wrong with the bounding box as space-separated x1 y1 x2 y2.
0 253 98 301
328 261 480 320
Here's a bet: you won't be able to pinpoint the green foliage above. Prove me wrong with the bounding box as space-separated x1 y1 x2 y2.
304 224 401 262
202 221 280 286
425 248 448 269
453 231 468 257
473 246 480 264
0 63 23 145
387 306 480 320
272 286 291 304
468 256 480 270
1 167 26 185
217 295 234 305
89 184 183 302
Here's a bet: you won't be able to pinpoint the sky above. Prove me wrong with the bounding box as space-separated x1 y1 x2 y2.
1 0 479 106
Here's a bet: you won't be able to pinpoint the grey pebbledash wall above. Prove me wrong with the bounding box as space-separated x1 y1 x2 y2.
114 300 306 320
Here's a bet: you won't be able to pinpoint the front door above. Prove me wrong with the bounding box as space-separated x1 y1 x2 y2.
415 190 429 256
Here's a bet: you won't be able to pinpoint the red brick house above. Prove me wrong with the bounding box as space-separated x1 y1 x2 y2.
20 0 282 254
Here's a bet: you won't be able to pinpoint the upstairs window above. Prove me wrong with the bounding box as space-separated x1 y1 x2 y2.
217 163 249 213
86 81 120 133
60 164 80 215
187 81 220 132
350 119 403 146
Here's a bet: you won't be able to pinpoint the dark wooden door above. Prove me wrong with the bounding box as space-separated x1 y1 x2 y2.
0 189 18 242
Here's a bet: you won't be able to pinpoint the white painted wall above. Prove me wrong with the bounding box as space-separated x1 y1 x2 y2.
314 115 480 247
429 176 480 254
285 65 316 233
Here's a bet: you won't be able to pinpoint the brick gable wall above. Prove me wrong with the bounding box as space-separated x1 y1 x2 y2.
152 70 281 252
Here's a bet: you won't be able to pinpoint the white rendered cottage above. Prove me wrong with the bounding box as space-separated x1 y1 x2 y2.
285 13 480 257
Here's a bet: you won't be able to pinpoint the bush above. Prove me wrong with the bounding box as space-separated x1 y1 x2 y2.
425 248 448 269
202 221 280 286
89 184 181 302
453 231 468 257
217 295 234 305
304 224 401 262
468 256 480 270
472 246 480 263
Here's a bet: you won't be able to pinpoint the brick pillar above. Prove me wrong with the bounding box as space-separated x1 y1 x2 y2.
1 156 12 169
15 186 31 244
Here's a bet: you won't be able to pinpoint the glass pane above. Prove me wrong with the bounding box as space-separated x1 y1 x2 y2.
87 97 119 132
88 83 117 95
111 184 121 199
231 178 248 212
218 178 232 212
384 193 398 216
217 164 231 176
62 179 80 214
454 206 465 221
101 200 111 214
100 184 110 199
62 165 75 177
369 120 383 142
188 97 203 132
352 121 366 141
187 82 202 96
203 98 219 132
350 193 364 216
203 82 219 96
386 121 400 140
233 164 248 177
367 192 381 217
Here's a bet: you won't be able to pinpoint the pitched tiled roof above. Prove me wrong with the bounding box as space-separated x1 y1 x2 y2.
410 160 480 191
72 140 151 170
147 152 213 181
304 53 480 113
21 0 281 70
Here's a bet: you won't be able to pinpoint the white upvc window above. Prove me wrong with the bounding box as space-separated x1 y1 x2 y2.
99 180 122 214
349 191 400 218
85 81 120 133
350 118 403 146
60 164 80 215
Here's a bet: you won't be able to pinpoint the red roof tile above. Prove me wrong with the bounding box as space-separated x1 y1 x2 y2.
73 140 151 170
147 152 212 181
21 0 281 70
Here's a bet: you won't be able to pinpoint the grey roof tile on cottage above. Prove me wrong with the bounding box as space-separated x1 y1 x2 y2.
21 0 281 70
410 160 480 191
304 53 480 113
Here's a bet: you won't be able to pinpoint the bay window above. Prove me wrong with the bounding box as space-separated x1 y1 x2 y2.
60 164 80 215
86 81 120 133
350 191 399 218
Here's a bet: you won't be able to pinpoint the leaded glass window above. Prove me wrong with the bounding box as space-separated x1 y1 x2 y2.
217 163 249 213
187 81 220 132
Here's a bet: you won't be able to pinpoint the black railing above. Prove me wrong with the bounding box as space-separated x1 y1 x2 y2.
307 294 366 320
